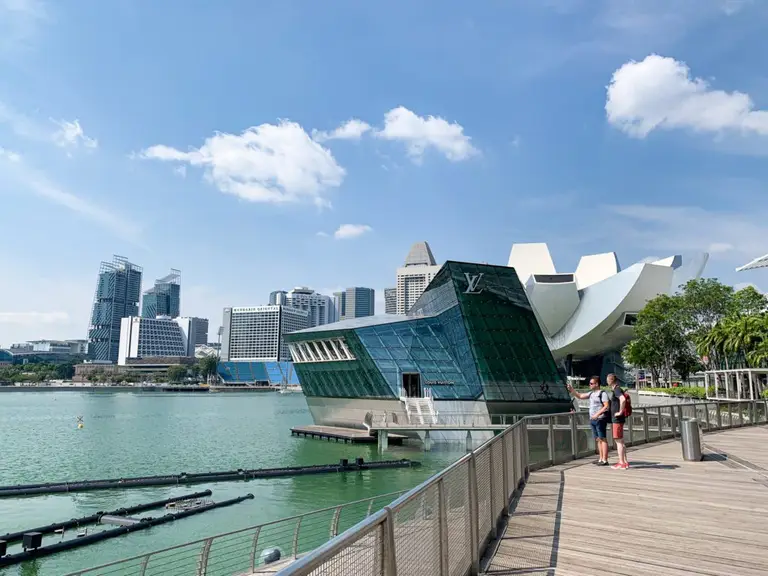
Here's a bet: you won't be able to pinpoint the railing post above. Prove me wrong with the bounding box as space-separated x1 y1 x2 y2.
547 417 555 465
438 478 450 576
383 507 398 576
523 421 530 477
656 407 663 439
330 506 342 538
139 553 151 576
196 538 213 576
728 403 733 428
468 452 480 576
249 527 261 571
703 403 710 430
716 402 722 429
501 432 510 513
488 446 498 539
570 413 578 459
642 408 649 443
627 411 634 446
292 516 302 558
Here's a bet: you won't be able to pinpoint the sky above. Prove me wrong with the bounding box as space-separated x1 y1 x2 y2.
2 0 768 345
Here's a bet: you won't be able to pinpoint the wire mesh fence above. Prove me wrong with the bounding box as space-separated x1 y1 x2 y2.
64 399 768 576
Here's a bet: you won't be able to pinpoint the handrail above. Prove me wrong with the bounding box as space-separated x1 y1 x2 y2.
276 399 768 576
65 399 768 576
62 489 408 575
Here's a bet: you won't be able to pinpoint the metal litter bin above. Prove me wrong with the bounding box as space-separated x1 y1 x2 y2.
680 418 702 461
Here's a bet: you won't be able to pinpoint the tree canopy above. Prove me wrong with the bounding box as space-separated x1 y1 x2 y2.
624 279 768 383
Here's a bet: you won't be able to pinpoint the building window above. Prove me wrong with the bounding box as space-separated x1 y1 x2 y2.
290 337 356 363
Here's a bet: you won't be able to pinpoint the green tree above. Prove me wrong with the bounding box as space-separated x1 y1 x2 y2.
730 285 768 317
198 355 218 383
678 278 734 342
167 365 188 383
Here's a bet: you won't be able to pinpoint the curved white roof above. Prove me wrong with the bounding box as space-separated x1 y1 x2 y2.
508 243 708 360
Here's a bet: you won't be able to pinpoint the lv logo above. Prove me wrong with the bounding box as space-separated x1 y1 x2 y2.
464 272 484 294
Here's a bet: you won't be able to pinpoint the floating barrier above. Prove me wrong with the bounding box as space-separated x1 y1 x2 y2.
0 490 212 544
0 458 420 497
0 493 254 568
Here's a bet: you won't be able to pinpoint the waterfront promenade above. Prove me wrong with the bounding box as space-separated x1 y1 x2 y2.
483 426 768 575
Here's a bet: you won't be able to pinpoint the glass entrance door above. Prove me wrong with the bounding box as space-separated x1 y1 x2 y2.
402 373 422 397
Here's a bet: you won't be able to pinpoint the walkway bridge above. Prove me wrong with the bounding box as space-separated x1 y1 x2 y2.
64 400 768 576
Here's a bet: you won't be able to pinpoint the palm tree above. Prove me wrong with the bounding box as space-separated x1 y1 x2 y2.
722 315 765 367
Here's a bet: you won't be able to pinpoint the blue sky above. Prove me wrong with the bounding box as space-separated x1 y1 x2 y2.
2 0 768 344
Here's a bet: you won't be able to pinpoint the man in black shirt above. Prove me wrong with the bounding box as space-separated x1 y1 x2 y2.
608 373 629 469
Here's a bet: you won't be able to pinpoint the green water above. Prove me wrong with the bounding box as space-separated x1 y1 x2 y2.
0 392 466 576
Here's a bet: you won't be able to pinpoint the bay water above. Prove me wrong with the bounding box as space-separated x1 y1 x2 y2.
0 391 466 576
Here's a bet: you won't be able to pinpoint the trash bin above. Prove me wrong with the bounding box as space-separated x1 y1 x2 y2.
680 418 702 461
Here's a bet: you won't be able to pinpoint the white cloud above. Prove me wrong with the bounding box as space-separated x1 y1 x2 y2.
0 153 142 243
316 231 329 237
333 224 372 240
141 120 345 208
605 204 768 259
375 106 479 162
606 54 768 138
721 0 752 15
0 311 69 325
312 119 371 143
0 0 47 56
173 165 187 178
0 146 21 162
51 118 98 150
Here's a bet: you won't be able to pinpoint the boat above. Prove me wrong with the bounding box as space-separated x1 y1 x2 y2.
165 498 211 511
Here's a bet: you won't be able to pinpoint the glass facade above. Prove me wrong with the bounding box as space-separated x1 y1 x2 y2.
286 261 570 409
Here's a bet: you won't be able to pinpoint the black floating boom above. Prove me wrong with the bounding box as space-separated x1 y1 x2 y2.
0 490 212 544
0 459 420 497
0 493 254 568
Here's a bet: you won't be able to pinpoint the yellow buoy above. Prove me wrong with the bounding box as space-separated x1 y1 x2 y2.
77 423 84 429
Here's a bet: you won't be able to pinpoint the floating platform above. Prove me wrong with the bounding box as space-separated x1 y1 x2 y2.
0 459 418 497
291 425 406 445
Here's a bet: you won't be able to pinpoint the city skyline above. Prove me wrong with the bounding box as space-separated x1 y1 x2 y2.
3 2 768 344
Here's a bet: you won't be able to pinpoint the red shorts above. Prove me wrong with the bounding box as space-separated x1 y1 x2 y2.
612 423 624 439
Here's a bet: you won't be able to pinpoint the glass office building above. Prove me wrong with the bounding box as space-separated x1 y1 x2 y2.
88 256 143 363
142 269 181 319
286 262 570 427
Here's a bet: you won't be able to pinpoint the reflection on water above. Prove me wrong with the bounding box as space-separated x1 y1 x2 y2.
0 392 466 576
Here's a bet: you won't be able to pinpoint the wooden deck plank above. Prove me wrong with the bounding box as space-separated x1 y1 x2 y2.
483 426 768 576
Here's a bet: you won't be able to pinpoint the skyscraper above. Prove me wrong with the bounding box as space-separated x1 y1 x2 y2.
333 287 375 320
118 315 208 364
384 288 397 314
285 287 334 327
220 305 309 362
88 255 143 362
396 241 440 314
142 269 181 318
269 290 288 305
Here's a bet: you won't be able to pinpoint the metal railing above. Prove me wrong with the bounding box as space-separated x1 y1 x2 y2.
63 490 407 576
275 399 768 576
66 399 768 576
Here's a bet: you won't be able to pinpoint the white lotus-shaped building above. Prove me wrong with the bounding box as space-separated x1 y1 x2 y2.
508 243 708 376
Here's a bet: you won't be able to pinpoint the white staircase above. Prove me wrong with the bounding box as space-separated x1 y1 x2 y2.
403 396 438 426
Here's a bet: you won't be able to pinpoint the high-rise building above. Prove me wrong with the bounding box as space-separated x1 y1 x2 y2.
333 287 375 321
88 255 143 363
220 305 309 362
384 288 397 315
142 269 181 319
269 290 288 305
396 241 440 314
285 287 334 327
118 315 209 364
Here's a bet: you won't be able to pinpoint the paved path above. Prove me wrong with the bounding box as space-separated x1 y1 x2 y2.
482 426 768 576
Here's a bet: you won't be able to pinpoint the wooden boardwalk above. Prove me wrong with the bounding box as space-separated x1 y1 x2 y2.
482 426 768 576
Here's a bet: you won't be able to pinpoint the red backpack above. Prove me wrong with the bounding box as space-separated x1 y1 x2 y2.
621 391 633 417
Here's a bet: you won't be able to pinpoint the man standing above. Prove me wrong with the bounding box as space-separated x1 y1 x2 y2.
608 373 629 469
567 376 610 466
